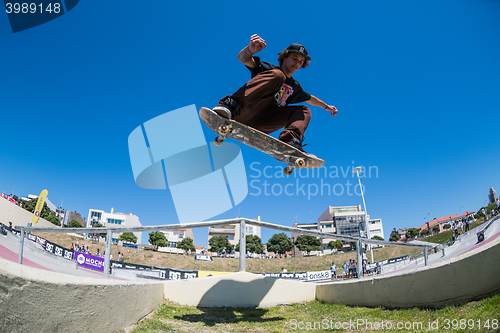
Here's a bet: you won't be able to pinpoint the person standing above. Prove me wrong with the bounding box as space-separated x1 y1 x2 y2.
330 262 337 280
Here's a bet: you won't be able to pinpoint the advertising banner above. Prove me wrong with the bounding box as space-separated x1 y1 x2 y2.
74 251 105 272
111 261 151 270
306 270 331 281
194 255 213 261
31 189 48 224
197 271 232 278
154 266 198 280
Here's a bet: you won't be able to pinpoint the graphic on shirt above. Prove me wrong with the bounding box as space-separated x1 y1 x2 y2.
275 84 294 106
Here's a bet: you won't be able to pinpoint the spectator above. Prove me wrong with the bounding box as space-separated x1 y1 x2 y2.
118 252 124 262
343 262 348 277
330 262 336 280
348 259 353 277
96 249 101 257
352 260 358 278
70 243 74 251
281 267 287 273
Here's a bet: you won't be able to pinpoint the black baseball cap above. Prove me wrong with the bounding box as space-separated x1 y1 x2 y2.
286 43 311 61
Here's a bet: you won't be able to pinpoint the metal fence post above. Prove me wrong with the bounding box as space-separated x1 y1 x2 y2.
239 220 246 272
424 247 428 266
104 229 112 278
357 239 363 279
18 227 25 264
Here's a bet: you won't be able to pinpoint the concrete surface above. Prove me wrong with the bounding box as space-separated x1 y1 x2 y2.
0 256 164 333
0 197 56 228
164 271 316 307
317 218 500 308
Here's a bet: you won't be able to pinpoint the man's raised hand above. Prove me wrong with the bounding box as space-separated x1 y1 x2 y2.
249 34 266 54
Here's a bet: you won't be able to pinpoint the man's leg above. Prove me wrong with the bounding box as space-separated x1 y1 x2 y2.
237 104 311 143
215 69 286 120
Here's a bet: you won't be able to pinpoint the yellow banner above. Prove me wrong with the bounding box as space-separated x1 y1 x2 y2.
31 189 48 224
197 271 232 278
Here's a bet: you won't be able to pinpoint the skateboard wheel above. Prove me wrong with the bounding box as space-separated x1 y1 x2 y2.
295 158 305 168
284 166 294 176
214 137 224 146
218 125 229 135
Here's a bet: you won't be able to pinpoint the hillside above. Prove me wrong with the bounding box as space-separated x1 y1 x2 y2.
34 231 423 273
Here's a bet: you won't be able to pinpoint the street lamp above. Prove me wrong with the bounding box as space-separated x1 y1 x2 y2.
352 166 373 264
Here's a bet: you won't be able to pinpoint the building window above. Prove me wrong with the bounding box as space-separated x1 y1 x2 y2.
107 219 123 225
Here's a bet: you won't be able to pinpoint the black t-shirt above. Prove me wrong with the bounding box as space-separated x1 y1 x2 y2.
247 56 311 107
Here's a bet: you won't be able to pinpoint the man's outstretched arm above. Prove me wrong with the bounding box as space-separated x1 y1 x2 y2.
238 34 266 68
306 95 338 117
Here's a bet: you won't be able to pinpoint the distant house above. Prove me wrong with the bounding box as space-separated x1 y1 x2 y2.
87 207 142 244
417 211 475 233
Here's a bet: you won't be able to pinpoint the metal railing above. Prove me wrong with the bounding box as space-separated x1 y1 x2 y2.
18 217 436 279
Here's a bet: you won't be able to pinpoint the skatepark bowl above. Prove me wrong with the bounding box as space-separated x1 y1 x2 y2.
1 215 499 333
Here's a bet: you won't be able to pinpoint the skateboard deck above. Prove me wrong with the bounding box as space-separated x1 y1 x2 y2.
199 107 325 175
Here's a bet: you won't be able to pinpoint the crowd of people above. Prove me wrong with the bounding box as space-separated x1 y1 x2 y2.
70 243 123 261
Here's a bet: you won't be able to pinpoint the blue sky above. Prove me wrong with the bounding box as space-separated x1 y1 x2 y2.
1 0 499 247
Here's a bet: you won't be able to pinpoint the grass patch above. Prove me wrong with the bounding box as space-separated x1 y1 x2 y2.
125 294 500 333
418 219 486 244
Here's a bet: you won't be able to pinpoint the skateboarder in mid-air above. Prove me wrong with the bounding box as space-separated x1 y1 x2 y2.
214 34 338 156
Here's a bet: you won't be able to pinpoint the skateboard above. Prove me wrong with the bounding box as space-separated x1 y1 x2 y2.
199 107 325 176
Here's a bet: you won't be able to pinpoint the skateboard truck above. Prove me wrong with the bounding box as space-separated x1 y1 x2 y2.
283 156 306 176
214 124 232 146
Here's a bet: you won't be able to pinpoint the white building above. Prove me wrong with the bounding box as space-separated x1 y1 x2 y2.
163 229 194 248
318 205 384 239
290 205 385 255
156 228 195 254
208 217 262 248
87 208 142 244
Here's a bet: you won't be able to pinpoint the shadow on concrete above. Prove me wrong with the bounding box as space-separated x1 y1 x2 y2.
196 277 279 307
174 307 283 327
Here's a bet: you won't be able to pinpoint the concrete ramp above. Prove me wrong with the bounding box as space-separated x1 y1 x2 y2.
0 257 164 333
164 271 316 307
316 229 500 308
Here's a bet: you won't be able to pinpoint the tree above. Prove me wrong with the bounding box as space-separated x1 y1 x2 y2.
443 224 451 230
371 235 384 241
149 231 168 250
208 235 233 253
235 235 264 254
68 220 83 228
405 228 420 239
420 229 430 236
294 235 321 255
432 226 440 233
119 232 138 244
267 233 293 256
327 240 344 251
92 223 107 238
489 187 497 204
389 232 400 242
22 198 51 218
177 237 195 252
45 211 61 226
